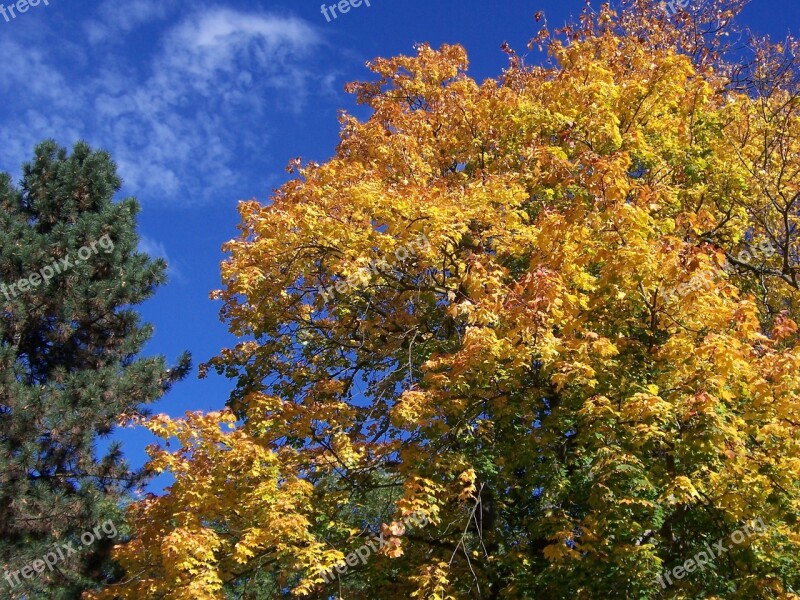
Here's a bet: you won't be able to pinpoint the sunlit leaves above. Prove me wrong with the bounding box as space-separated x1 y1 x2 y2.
98 1 800 598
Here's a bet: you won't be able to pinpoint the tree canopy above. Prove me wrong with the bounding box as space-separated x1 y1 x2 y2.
93 2 800 598
0 141 190 598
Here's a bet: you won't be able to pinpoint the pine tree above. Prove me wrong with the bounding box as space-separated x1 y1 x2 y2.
0 141 190 598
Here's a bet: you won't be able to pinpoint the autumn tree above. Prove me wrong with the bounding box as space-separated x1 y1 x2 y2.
0 141 190 598
96 1 800 598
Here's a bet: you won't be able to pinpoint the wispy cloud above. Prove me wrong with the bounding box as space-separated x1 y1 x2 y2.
84 0 177 44
0 6 328 206
138 235 183 282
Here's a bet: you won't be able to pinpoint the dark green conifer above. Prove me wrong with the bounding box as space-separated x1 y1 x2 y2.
0 141 190 598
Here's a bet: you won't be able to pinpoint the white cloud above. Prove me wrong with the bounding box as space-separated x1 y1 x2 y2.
0 7 327 206
85 0 177 44
138 235 169 261
157 9 319 104
138 235 183 281
95 9 320 199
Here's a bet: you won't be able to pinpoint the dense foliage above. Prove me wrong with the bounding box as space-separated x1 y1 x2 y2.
0 142 189 598
95 2 800 598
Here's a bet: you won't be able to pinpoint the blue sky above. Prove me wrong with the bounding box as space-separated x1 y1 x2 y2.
0 0 797 486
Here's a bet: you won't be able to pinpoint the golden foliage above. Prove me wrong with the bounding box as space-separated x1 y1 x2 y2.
96 2 800 598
